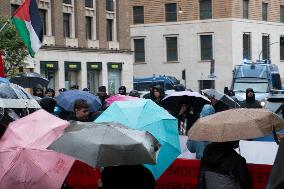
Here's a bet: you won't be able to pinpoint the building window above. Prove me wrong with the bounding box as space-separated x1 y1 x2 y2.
106 0 114 11
280 36 284 60
107 19 113 41
63 0 72 4
86 16 92 40
262 35 270 60
85 0 93 8
11 4 19 16
262 3 268 21
280 6 284 23
199 80 215 91
134 39 145 63
133 6 144 24
63 13 71 38
166 36 178 62
243 33 251 60
200 35 213 60
243 0 249 19
39 9 47 36
200 0 212 20
165 3 177 22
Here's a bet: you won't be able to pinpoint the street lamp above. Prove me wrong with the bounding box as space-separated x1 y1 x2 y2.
258 41 279 60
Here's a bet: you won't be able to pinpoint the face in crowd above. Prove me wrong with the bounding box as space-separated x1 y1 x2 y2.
153 88 161 98
75 107 89 121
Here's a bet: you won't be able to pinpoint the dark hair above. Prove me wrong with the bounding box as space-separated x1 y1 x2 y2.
59 88 67 93
45 88 55 97
74 99 89 111
83 88 89 92
71 85 79 90
98 86 106 92
129 90 140 97
40 97 57 113
118 86 127 95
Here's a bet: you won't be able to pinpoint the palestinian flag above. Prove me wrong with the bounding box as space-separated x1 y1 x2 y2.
12 0 43 57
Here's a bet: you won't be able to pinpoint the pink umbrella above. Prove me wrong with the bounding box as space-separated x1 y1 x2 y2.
106 94 139 105
0 110 75 189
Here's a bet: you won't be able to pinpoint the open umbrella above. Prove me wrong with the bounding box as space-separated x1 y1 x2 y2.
188 108 284 142
95 99 180 179
55 90 101 112
0 110 75 189
201 89 240 108
162 91 210 114
0 77 9 84
10 72 49 88
48 121 161 168
106 94 139 105
0 83 40 109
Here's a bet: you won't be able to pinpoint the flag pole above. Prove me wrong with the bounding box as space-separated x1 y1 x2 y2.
0 19 10 33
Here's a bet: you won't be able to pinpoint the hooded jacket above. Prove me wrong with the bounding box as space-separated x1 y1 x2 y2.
152 85 165 106
240 88 262 108
187 105 215 159
33 84 44 98
200 142 252 189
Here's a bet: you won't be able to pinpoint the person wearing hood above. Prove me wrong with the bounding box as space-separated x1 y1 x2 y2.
97 86 109 110
240 88 262 108
199 141 251 189
33 84 44 98
118 86 127 95
187 104 215 159
152 85 165 106
143 84 155 100
45 88 55 98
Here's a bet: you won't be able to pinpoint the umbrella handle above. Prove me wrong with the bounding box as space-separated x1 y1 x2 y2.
272 126 279 145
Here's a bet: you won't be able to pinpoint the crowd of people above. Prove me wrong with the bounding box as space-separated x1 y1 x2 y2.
30 83 269 189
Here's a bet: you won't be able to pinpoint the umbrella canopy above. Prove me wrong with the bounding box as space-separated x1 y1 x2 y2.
48 121 161 168
162 91 210 114
106 94 139 105
55 90 101 112
10 72 49 88
0 110 75 189
95 99 180 179
267 141 284 189
0 77 9 84
188 108 284 142
0 83 40 109
201 89 240 108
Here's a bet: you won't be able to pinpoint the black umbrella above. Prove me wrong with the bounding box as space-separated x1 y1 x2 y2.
10 72 49 88
162 91 211 115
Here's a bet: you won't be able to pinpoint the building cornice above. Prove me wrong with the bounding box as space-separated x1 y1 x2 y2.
130 18 284 28
40 46 133 54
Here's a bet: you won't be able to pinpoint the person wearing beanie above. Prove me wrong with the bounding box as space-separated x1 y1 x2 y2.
118 86 127 95
240 88 262 108
45 88 55 98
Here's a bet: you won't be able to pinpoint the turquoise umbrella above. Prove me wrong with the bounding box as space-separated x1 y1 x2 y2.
95 99 180 179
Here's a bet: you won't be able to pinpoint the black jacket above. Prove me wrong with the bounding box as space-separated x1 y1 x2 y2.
214 101 229 113
240 88 262 109
101 165 155 189
200 142 252 189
